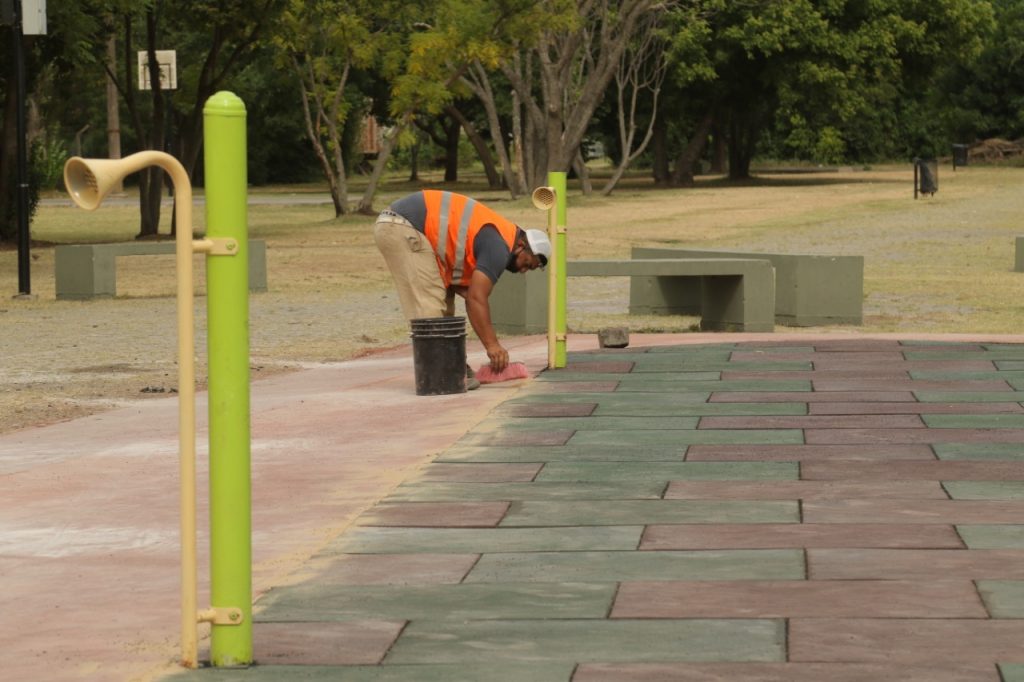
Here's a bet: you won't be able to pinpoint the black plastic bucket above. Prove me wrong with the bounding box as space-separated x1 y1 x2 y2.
410 316 467 395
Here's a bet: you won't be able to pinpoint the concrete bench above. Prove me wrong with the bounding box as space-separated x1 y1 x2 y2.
631 247 863 326
489 257 775 333
1015 237 1024 272
55 240 268 300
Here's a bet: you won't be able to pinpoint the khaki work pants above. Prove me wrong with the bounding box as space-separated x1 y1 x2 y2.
373 217 454 320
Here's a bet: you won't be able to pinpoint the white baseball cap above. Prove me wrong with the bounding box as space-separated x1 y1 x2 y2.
524 229 552 267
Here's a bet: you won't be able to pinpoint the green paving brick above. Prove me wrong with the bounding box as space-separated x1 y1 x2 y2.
934 443 1024 460
385 618 786 664
614 378 812 392
256 582 616 622
537 372 640 382
956 525 1024 549
536 461 798 482
593 402 808 417
167 663 576 681
465 549 805 582
944 482 1024 499
922 414 1024 428
633 361 813 371
977 580 1024 618
998 361 1024 370
476 416 701 431
1001 664 1024 682
499 500 799 526
436 445 686 463
329 526 644 554
911 370 1024 381
385 481 667 502
913 391 1024 403
569 429 804 446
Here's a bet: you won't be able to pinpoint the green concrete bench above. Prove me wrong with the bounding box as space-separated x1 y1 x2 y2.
54 240 268 300
489 257 775 333
631 247 863 326
1015 237 1024 272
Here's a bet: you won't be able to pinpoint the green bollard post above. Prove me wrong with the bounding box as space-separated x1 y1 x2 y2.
548 171 568 368
203 91 252 666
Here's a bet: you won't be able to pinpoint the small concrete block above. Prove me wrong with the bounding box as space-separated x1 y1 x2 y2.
251 621 403 665
611 579 987 618
641 523 963 550
598 327 630 348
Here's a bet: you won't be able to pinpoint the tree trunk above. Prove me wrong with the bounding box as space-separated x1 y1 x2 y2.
651 115 669 185
106 32 123 193
443 116 459 182
710 122 727 174
358 117 408 214
728 116 757 180
672 111 714 187
446 104 502 189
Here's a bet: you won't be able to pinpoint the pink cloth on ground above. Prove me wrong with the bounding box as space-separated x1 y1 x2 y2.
476 362 530 383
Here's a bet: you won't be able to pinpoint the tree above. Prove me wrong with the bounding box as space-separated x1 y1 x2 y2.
501 0 661 189
273 0 400 216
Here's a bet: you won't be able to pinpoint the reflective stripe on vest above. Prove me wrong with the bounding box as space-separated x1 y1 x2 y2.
422 190 517 287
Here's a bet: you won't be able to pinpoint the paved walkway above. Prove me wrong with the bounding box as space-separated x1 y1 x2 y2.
6 333 1024 680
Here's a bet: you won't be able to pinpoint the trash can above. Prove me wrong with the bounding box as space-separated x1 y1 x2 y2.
914 158 938 198
410 316 467 395
952 144 969 170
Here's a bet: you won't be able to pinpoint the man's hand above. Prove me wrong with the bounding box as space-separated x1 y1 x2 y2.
486 343 509 373
465 270 510 372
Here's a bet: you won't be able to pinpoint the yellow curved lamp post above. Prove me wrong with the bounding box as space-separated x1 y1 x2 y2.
64 92 252 670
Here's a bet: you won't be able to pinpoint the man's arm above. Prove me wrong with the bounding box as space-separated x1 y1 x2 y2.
462 270 509 372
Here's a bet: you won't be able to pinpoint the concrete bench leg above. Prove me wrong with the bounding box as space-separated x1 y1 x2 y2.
55 245 117 299
628 275 701 315
699 263 775 332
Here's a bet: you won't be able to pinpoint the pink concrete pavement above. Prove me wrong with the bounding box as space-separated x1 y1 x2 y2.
4 331 1024 681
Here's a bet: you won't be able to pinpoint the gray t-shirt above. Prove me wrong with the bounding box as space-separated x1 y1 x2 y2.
389 193 514 284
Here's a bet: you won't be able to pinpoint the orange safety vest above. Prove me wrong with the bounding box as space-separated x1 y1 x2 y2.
422 190 519 287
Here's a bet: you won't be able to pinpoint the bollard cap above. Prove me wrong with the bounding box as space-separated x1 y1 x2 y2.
204 91 246 117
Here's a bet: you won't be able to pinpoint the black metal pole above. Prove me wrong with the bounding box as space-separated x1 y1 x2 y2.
13 0 30 295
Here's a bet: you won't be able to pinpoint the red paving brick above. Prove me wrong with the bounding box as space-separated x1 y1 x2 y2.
356 501 510 527
251 621 403 665
685 444 936 461
611 580 987 618
808 549 1024 579
809 401 1024 415
788 618 1024 663
414 462 542 482
640 523 964 550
